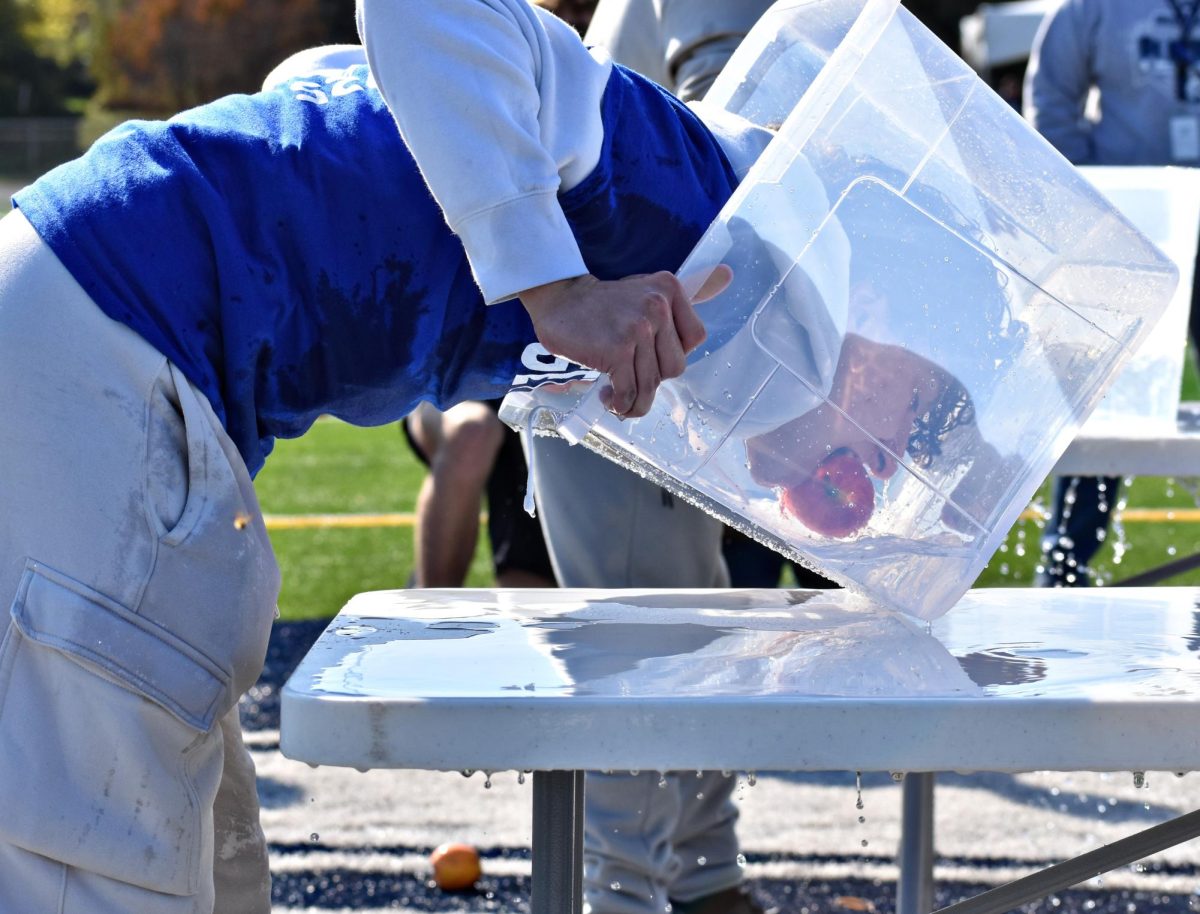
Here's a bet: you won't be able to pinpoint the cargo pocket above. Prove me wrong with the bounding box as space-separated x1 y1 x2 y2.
0 559 230 895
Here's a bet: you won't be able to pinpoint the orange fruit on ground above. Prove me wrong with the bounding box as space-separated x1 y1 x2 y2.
430 842 482 891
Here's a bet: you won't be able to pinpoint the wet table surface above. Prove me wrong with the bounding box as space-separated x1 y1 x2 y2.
280 586 1200 776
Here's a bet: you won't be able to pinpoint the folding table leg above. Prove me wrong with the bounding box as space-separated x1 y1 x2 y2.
934 807 1200 914
897 772 937 914
532 769 586 914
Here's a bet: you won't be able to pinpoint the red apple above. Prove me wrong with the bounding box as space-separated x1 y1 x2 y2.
781 450 875 538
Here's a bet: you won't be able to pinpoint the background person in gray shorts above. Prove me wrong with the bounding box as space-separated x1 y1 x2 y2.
525 4 775 912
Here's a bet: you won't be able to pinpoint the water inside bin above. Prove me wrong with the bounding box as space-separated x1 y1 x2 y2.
500 0 1177 619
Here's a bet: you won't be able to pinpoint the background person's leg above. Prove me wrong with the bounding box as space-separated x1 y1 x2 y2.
484 401 556 588
584 770 685 914
528 436 728 589
528 436 749 913
1037 475 1120 586
407 401 506 587
666 771 744 907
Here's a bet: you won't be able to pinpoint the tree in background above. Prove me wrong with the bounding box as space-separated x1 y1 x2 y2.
25 0 353 114
104 0 327 111
0 0 89 114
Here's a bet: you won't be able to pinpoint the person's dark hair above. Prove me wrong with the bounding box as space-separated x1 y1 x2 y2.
908 378 973 469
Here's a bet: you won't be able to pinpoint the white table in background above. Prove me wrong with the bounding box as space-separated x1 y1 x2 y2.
1054 403 1200 480
281 586 1200 914
1049 402 1200 586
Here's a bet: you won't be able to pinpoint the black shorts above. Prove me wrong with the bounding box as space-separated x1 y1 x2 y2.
402 399 555 582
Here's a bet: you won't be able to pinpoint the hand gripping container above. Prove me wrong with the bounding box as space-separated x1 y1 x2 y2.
500 0 1178 620
1076 166 1200 433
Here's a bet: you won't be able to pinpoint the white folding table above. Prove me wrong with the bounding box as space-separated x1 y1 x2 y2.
1053 403 1200 481
281 586 1200 914
1050 402 1200 587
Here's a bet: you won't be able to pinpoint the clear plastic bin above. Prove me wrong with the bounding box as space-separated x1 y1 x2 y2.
1077 167 1200 433
501 0 1177 620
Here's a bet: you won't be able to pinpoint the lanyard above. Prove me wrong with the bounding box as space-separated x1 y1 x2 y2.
1169 0 1200 99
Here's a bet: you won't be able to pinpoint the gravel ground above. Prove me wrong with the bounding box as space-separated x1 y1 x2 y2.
250 621 1200 913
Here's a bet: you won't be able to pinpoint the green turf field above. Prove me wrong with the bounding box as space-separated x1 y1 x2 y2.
254 419 495 620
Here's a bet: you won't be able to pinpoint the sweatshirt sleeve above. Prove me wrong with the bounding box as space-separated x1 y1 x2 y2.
356 0 612 303
1022 0 1096 165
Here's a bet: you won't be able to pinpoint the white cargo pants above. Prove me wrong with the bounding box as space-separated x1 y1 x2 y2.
0 211 279 913
526 435 743 914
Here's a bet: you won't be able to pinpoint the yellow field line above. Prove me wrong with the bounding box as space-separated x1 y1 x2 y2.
264 513 416 530
1018 507 1200 523
263 507 1200 531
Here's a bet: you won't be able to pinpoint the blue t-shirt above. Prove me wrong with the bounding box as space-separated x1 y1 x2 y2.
14 64 736 476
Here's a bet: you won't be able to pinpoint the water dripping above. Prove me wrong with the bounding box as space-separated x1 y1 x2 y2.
747 772 757 787
517 772 526 785
855 771 864 810
658 773 668 788
697 856 707 866
310 832 319 842
890 772 905 783
483 772 493 789
522 410 544 518
1133 771 1147 789
737 854 747 868
1110 487 1131 566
